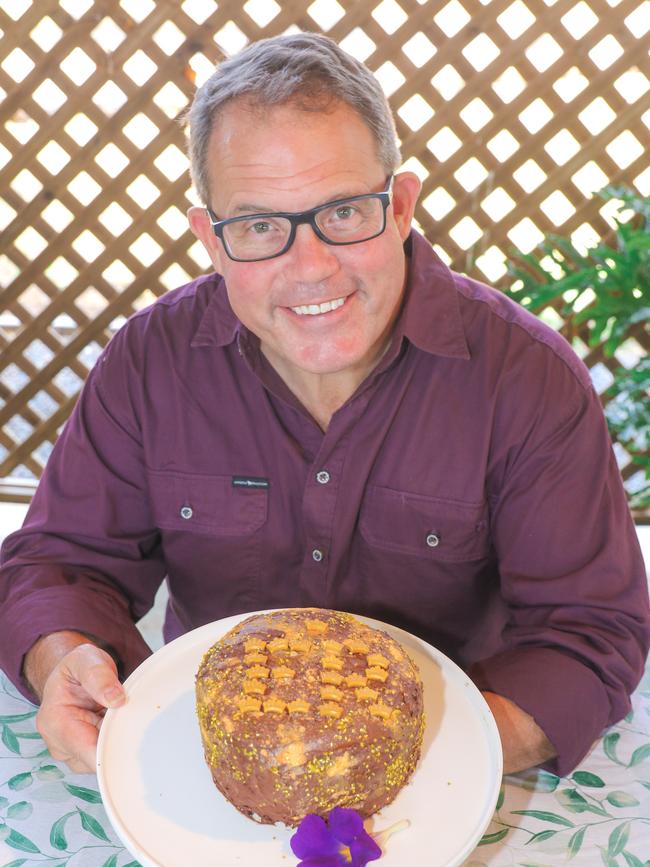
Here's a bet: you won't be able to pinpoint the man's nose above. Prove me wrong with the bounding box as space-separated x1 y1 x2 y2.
287 222 339 281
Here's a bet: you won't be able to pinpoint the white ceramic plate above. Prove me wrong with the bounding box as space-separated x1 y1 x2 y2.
97 611 502 867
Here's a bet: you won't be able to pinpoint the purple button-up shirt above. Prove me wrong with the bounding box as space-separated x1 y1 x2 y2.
1 230 648 774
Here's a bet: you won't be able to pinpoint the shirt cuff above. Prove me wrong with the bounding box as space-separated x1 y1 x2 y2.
0 585 153 702
469 646 614 776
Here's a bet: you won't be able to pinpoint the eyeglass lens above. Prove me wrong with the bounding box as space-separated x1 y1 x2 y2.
223 195 385 261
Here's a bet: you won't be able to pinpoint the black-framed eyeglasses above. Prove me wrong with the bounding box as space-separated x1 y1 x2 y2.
206 176 394 263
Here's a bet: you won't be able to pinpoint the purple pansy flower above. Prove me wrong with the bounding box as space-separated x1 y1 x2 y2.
290 807 382 867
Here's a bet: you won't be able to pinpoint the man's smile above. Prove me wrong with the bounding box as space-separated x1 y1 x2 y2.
289 295 347 316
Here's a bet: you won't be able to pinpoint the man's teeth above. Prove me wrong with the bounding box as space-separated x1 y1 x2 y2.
290 297 345 316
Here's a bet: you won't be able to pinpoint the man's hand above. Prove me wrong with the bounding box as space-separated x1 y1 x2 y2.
482 690 557 774
25 633 125 773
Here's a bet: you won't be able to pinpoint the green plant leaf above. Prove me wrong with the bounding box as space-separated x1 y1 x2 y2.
7 773 32 791
6 802 32 821
511 810 574 827
555 788 610 817
628 743 650 767
608 821 631 857
50 811 74 851
4 829 40 854
496 784 505 811
63 783 103 803
34 765 64 781
567 827 586 859
527 830 558 845
607 791 640 807
0 712 36 724
599 845 620 867
603 732 624 764
120 861 142 866
478 828 509 845
622 850 645 867
1 726 20 755
0 795 8 808
78 809 110 842
571 771 605 787
2 859 28 867
100 856 119 867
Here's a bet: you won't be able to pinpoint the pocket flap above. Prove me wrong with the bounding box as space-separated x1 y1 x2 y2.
360 485 489 562
147 470 268 535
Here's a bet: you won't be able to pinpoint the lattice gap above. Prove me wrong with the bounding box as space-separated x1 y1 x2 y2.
0 0 648 507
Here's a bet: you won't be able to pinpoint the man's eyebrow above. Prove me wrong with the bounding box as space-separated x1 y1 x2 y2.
231 191 361 216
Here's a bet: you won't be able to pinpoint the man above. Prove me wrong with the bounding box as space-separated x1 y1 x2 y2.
1 33 648 778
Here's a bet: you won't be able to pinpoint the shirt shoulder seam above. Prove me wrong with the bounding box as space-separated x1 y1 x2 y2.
454 278 592 394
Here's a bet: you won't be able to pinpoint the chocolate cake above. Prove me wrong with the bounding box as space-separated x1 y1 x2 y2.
195 608 424 826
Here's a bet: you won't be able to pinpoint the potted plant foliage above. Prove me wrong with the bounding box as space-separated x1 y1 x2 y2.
503 185 650 516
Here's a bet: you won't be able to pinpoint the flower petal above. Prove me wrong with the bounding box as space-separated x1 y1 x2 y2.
291 814 340 859
349 835 382 865
297 858 347 867
327 807 366 844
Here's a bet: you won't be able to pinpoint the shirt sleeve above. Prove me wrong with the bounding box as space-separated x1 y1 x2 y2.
0 331 164 701
469 343 650 776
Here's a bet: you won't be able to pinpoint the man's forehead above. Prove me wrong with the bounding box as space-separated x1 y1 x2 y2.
206 100 383 209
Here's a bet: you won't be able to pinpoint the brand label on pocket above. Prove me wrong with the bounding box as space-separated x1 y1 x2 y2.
232 476 270 489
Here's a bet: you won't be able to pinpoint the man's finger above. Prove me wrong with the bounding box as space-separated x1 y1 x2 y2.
64 645 126 708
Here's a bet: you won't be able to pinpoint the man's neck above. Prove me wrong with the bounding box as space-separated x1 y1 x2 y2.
260 343 391 431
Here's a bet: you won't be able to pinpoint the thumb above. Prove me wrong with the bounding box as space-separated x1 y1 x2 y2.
67 644 126 708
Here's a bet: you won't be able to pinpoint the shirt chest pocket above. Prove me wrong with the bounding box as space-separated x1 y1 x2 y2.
359 484 489 562
147 470 268 536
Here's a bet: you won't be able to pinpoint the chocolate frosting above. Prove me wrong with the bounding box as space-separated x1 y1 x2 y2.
196 608 424 826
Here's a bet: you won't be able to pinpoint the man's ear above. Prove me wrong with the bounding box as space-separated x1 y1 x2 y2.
187 206 225 272
390 172 422 241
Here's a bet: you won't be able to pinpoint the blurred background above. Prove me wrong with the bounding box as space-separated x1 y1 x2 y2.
0 0 648 521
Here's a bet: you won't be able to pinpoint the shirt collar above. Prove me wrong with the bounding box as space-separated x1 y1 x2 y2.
190 228 470 361
191 274 241 348
397 229 470 360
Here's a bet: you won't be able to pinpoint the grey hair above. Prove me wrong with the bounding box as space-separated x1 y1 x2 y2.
188 32 401 205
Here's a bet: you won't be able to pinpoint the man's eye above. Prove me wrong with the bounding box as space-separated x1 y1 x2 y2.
334 205 355 220
249 221 272 234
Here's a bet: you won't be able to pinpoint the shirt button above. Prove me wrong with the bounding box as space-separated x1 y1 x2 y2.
312 548 324 562
180 506 193 520
426 532 440 548
316 470 330 484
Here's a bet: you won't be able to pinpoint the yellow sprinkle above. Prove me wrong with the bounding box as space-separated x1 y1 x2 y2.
321 670 344 685
344 639 370 654
367 653 390 669
289 637 311 653
268 637 289 653
244 652 268 665
319 702 343 719
369 702 392 719
322 655 344 671
320 685 344 702
243 679 267 696
356 686 379 702
323 639 343 655
272 665 296 680
238 697 262 713
306 619 328 635
366 666 388 682
244 638 266 652
263 697 286 714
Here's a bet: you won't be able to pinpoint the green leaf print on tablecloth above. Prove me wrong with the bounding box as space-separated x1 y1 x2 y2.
0 672 141 867
468 673 650 867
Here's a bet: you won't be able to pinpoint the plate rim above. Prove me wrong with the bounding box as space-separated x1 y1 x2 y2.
97 608 503 867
